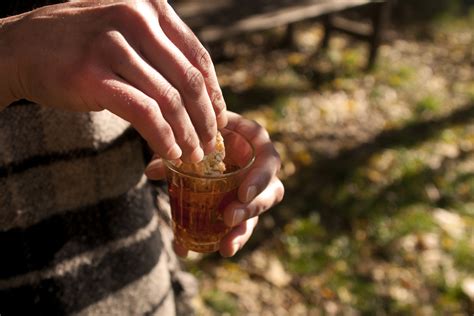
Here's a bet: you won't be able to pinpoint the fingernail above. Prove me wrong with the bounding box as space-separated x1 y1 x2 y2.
168 144 182 160
246 185 257 203
231 208 246 226
189 147 204 163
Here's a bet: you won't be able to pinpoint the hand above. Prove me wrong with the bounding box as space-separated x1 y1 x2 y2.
145 111 285 257
0 0 227 161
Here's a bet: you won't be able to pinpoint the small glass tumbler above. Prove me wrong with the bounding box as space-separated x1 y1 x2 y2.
164 128 255 253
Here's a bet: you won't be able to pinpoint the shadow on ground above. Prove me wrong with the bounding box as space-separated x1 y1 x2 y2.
242 101 474 254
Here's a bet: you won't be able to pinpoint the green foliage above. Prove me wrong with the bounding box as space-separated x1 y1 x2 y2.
202 290 238 315
283 213 330 274
372 205 436 247
416 96 442 115
351 280 378 312
388 66 415 88
453 238 474 271
467 82 474 101
436 285 466 314
340 49 364 77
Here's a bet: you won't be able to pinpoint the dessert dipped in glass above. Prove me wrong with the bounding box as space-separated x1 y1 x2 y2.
164 129 255 253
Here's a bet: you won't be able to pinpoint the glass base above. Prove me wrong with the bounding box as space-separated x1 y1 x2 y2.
174 234 220 253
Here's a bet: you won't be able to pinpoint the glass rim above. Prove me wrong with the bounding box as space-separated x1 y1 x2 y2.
163 128 256 180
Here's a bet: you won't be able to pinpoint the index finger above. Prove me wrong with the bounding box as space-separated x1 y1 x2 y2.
95 75 181 160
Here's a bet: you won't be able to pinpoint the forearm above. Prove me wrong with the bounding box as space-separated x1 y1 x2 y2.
0 16 21 110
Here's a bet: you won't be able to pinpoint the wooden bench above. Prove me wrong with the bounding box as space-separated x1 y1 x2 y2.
174 0 391 69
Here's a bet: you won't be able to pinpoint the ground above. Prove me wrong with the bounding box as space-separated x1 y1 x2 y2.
183 12 474 315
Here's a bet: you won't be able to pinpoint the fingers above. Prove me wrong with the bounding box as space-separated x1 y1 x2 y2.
225 112 281 203
219 217 259 257
161 111 283 258
172 216 260 258
239 146 281 202
159 3 228 129
225 111 271 146
137 21 217 154
218 175 284 258
144 158 166 180
93 2 222 158
94 74 183 160
170 176 282 257
223 176 284 227
106 31 203 163
166 178 283 257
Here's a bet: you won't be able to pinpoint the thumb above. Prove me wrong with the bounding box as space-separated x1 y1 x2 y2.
145 158 166 180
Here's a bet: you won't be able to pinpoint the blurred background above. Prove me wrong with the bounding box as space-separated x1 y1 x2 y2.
175 0 474 314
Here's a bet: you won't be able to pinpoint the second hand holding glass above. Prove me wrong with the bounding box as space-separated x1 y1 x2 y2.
164 128 255 253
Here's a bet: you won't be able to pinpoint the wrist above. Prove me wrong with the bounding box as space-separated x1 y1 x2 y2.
0 15 22 109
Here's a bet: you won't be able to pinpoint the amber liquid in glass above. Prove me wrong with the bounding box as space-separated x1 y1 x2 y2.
169 182 237 253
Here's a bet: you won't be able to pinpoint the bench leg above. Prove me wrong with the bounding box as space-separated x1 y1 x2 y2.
321 14 333 50
367 1 391 70
282 22 296 48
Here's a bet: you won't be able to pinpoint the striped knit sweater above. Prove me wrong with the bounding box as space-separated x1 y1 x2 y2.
0 2 197 313
0 99 197 315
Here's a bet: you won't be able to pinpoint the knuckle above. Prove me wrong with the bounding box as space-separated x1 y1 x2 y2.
210 89 225 112
162 86 183 113
184 66 205 95
155 0 169 12
194 46 212 76
275 180 285 203
105 3 152 34
155 125 174 148
182 131 199 148
249 119 270 142
160 125 174 141
108 2 141 22
111 2 131 14
94 30 125 53
134 101 158 123
254 203 267 218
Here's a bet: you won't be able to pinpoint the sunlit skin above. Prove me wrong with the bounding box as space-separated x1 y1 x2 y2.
0 0 284 257
146 112 284 257
0 0 227 161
